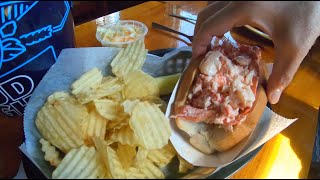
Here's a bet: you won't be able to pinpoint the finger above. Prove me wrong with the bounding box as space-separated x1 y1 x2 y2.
266 46 308 104
194 1 230 37
192 3 246 60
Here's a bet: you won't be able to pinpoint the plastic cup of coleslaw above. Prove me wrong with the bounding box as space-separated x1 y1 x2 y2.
96 20 148 48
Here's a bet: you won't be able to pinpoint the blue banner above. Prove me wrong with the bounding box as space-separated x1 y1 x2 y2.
0 1 75 117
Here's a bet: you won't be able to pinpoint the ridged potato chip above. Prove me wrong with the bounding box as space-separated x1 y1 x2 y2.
147 143 176 168
136 159 165 179
47 92 70 102
81 110 108 145
103 76 115 82
117 144 137 169
111 39 147 77
110 125 140 146
140 96 168 113
155 73 181 96
130 101 171 149
36 92 88 153
94 138 164 179
105 91 124 102
123 70 159 99
106 112 129 130
94 138 126 179
39 138 61 167
93 137 108 161
121 99 140 116
125 167 146 179
126 160 165 179
76 76 123 104
52 146 106 179
71 68 103 96
93 99 120 121
135 146 149 163
94 76 124 98
177 155 194 174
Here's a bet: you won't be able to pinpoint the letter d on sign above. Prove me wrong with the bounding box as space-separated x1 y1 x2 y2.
0 75 34 102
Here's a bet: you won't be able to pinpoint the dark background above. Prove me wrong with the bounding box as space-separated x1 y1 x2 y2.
71 1 147 26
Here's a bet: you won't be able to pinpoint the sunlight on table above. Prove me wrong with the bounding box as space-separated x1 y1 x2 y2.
265 134 302 179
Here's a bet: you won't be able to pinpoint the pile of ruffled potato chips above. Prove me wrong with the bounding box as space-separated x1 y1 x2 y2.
35 39 193 179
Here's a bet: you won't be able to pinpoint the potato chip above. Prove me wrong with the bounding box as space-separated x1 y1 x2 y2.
71 68 103 96
52 145 106 179
35 92 88 153
117 144 137 169
47 92 70 102
93 138 126 179
39 138 61 167
106 112 129 130
94 156 111 179
81 110 108 145
125 167 146 179
147 143 176 168
110 125 140 146
129 101 171 149
177 155 194 174
95 76 124 98
121 99 140 116
102 76 115 82
111 39 148 77
140 96 168 113
123 70 159 99
135 146 149 163
85 101 97 112
155 73 181 96
96 148 112 178
76 77 123 104
93 99 120 121
104 139 116 146
105 91 124 102
136 159 165 179
93 137 108 160
126 160 165 179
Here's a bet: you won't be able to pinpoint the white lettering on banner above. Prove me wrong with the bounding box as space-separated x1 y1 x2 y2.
0 75 34 116
12 82 25 95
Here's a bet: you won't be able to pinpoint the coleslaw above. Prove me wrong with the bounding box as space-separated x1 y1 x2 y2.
97 22 144 43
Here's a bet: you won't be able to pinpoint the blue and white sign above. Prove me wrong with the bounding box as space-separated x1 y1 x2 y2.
0 1 74 117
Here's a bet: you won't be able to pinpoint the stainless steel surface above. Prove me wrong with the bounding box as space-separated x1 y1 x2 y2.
167 13 272 42
152 22 193 43
168 13 196 24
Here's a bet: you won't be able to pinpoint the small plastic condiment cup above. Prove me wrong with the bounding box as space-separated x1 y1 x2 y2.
96 20 148 48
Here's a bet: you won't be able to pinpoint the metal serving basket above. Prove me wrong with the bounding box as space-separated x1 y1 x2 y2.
21 47 263 179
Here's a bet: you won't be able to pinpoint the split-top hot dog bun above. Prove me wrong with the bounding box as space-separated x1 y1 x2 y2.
172 41 267 154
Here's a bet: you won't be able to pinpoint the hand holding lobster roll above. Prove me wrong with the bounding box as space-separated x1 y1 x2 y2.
172 41 267 154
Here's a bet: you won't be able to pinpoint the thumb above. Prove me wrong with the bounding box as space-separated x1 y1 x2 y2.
267 47 305 104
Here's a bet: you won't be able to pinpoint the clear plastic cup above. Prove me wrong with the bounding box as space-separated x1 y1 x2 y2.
96 20 148 48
